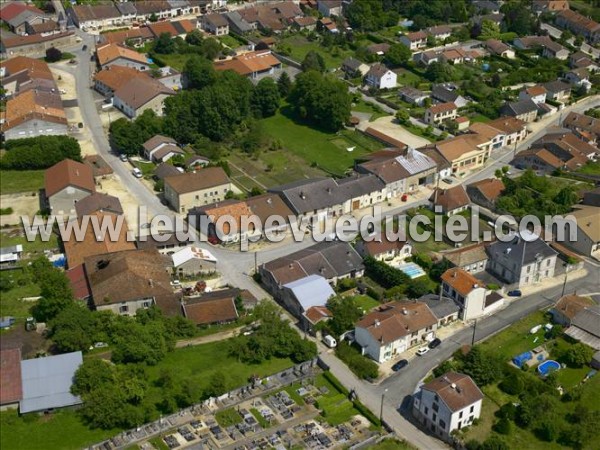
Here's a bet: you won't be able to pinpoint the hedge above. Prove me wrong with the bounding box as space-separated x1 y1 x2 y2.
323 371 350 396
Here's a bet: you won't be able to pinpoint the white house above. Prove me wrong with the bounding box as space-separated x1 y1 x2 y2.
441 268 503 321
413 372 483 441
355 301 438 363
519 85 547 105
171 246 218 276
399 31 428 51
424 102 458 125
365 63 397 90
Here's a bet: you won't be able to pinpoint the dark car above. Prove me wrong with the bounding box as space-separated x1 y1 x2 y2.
82 44 87 51
428 338 442 349
507 290 522 297
391 359 409 372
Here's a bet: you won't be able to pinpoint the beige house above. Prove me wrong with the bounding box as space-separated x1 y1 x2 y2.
113 76 174 119
164 167 233 213
425 102 458 125
434 135 492 176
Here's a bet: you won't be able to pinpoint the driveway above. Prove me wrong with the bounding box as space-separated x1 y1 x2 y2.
363 116 432 148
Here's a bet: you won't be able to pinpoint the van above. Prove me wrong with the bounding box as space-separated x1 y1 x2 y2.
132 168 143 178
323 335 337 348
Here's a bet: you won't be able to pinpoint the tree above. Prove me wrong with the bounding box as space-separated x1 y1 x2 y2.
481 434 509 450
185 29 203 46
50 304 98 353
45 47 62 62
346 0 395 31
31 261 75 322
205 371 228 398
251 78 280 118
153 32 176 54
110 318 171 366
301 50 326 72
289 71 351 131
406 278 434 298
395 109 410 125
327 296 362 337
493 417 512 435
1 135 82 170
462 346 503 386
563 343 593 368
277 71 293 97
149 13 158 22
385 44 411 67
183 55 217 90
425 61 456 82
200 38 222 60
499 370 524 395
501 1 537 36
479 19 501 40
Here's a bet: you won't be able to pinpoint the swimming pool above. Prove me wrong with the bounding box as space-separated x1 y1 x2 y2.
395 262 426 279
538 360 561 376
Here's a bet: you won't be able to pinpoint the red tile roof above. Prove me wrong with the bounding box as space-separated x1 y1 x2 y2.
44 159 95 198
66 264 91 300
422 372 483 412
441 268 484 296
0 348 22 405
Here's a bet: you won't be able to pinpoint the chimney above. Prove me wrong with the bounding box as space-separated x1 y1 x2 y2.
451 383 457 390
473 283 479 289
402 308 408 315
300 191 306 199
149 279 154 287
374 319 380 327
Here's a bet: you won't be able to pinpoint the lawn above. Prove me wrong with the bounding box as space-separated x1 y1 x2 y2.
250 408 273 428
369 438 418 450
132 160 156 177
314 373 360 426
0 170 44 194
0 409 118 450
144 340 294 406
353 295 380 313
0 230 59 255
350 99 390 121
219 34 245 48
277 35 353 69
395 69 424 88
215 408 242 427
283 383 306 406
151 53 194 71
260 105 383 176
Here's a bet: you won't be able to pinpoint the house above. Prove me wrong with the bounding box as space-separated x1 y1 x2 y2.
419 146 453 179
224 11 254 35
398 86 428 106
0 245 24 266
562 206 600 259
430 185 470 216
543 80 571 102
564 68 591 89
318 17 339 33
467 178 505 210
186 155 210 169
355 147 437 197
95 43 149 71
154 162 181 181
44 159 95 218
417 294 461 327
556 8 600 44
281 274 336 319
68 3 122 29
214 50 282 79
487 230 558 287
443 243 489 275
142 134 184 162
433 134 493 175
164 167 233 213
136 231 193 255
485 39 515 59
0 2 45 34
366 43 391 56
362 128 407 150
182 290 239 326
500 99 538 122
1 89 68 141
582 187 600 207
562 111 600 143
414 49 439 66
426 25 452 41
355 234 412 262
19 352 83 414
472 1 501 14
341 57 369 77
0 56 55 97
564 305 600 350
399 31 428 51
259 241 364 297
412 372 483 441
74 193 123 218
201 13 229 36
63 212 136 269
93 65 149 98
113 76 174 119
66 264 92 301
542 40 570 60
355 301 438 363
365 64 397 90
292 16 317 31
318 0 343 17
569 51 599 71
153 66 182 91
171 246 217 276
98 26 154 47
441 48 483 65
303 306 333 330
0 348 22 409
424 102 458 125
441 268 500 320
84 249 180 317
473 12 504 26
513 147 571 173
431 85 468 108
532 1 570 14
519 85 547 104
552 294 596 327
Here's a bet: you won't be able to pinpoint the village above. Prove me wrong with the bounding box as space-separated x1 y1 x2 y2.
0 1 599 450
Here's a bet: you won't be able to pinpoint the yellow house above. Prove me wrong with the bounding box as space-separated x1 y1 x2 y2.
164 167 233 213
435 134 492 176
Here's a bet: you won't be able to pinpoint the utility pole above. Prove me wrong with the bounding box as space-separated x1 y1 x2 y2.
254 251 258 274
380 388 388 424
561 264 569 298
471 318 477 346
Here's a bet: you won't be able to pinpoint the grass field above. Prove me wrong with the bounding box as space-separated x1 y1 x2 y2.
353 295 380 313
0 409 118 450
219 34 245 48
0 170 44 194
151 53 194 71
277 35 353 69
350 99 390 122
369 438 418 450
215 408 242 427
314 373 360 426
260 105 383 176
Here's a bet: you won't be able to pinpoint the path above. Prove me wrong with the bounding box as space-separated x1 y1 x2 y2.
175 326 244 348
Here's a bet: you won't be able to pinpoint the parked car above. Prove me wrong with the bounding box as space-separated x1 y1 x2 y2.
507 290 522 297
416 346 429 356
428 338 442 349
392 359 409 372
82 44 87 51
442 178 454 184
119 154 128 162
132 168 143 178
322 335 337 348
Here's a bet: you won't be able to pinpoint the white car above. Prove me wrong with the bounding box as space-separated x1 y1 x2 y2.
416 347 429 356
132 168 143 178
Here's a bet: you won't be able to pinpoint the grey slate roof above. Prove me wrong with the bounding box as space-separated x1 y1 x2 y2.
224 11 253 33
115 1 137 15
269 178 347 215
431 85 461 104
283 274 336 311
418 294 460 319
543 80 571 94
20 352 83 414
154 162 182 180
487 231 557 266
342 57 362 71
571 306 600 337
501 99 538 116
335 175 385 199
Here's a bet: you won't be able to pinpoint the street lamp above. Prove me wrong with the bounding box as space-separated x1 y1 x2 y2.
380 388 388 424
561 262 569 298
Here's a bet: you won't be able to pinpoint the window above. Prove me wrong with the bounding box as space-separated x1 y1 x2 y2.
432 403 439 413
195 195 199 200
424 406 429 415
527 266 531 273
439 419 446 429
432 413 437 422
470 405 474 413
459 411 463 419
434 394 439 402
142 301 151 308
547 259 551 266
119 305 129 314
469 415 474 422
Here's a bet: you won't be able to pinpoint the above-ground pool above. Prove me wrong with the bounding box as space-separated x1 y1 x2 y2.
395 262 426 279
538 360 561 376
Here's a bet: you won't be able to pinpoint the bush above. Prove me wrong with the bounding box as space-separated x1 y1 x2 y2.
499 371 524 395
563 343 593 368
335 342 379 380
45 47 62 62
1 136 82 170
497 402 517 421
493 418 512 435
0 207 14 215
